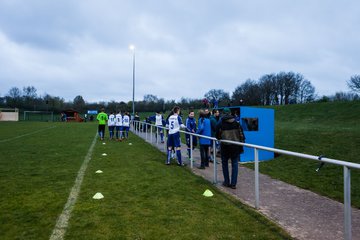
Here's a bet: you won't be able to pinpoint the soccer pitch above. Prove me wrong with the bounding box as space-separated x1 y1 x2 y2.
0 122 291 239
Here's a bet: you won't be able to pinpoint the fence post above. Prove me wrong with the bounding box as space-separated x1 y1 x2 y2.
344 166 352 240
254 148 260 209
190 134 193 168
150 125 153 143
213 139 217 184
145 124 148 141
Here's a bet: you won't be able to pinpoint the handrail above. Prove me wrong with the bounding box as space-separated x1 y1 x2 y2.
132 120 358 240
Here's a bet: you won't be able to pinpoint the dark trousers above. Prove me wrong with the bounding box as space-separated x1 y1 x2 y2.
200 145 210 167
221 151 239 186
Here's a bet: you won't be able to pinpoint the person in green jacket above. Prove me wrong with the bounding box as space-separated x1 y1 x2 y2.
96 108 108 140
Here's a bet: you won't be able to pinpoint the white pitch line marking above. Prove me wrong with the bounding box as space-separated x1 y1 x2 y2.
49 133 98 240
0 126 57 143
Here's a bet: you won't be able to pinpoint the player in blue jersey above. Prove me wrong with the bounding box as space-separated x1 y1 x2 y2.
165 106 186 166
185 110 197 159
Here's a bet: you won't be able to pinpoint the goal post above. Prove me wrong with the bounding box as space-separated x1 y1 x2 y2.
23 111 54 122
0 108 19 121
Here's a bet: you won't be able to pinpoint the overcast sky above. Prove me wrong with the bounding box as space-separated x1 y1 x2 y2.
1 0 359 102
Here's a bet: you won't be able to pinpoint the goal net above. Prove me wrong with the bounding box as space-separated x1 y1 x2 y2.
0 108 19 121
23 111 54 122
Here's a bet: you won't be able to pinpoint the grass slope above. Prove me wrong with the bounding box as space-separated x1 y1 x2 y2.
257 101 360 207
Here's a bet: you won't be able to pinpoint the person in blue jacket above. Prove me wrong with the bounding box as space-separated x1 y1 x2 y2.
185 109 197 159
196 110 212 169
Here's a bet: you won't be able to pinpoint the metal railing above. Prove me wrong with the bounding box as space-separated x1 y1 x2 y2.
131 120 360 240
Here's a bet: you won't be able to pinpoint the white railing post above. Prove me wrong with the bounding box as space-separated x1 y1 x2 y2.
344 166 352 240
213 139 217 184
145 124 148 141
190 134 193 168
254 148 260 209
150 125 153 143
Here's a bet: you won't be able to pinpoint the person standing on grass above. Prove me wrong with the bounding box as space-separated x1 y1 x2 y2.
96 108 108 141
122 112 130 140
108 112 116 140
196 110 212 169
115 111 123 141
185 110 197 159
216 108 245 189
166 106 186 166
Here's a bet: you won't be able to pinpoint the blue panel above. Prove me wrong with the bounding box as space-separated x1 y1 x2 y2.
217 106 275 162
239 107 274 162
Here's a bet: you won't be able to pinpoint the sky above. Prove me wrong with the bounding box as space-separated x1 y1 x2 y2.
0 0 359 103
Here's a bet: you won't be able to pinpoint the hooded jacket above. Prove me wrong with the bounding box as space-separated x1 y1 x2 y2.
216 114 245 154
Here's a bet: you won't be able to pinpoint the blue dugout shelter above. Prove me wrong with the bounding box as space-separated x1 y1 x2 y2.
218 106 274 162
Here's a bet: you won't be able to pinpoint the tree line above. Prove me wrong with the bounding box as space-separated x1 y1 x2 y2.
1 72 359 114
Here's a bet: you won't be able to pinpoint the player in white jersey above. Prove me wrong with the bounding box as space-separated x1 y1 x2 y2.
165 106 186 166
155 111 164 143
115 111 123 141
122 112 130 139
108 112 116 140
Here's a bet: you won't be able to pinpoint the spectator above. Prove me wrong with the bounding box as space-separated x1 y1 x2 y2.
216 108 245 189
134 112 140 130
209 109 220 161
185 110 197 159
196 110 212 169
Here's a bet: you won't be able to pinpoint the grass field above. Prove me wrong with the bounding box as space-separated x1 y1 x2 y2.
0 121 291 239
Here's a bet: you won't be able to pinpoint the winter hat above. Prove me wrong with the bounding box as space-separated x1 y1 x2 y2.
223 108 231 114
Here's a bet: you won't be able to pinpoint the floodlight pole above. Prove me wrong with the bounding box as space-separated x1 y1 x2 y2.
130 45 136 119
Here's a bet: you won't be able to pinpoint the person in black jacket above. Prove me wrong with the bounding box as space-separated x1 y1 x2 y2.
216 108 245 189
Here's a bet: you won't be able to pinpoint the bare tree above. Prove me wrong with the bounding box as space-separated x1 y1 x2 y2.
22 86 37 99
232 79 262 106
298 80 315 103
143 94 159 103
73 95 86 112
204 89 230 106
347 75 360 93
259 74 276 105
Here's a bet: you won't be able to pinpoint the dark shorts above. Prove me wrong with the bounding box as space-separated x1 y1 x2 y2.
123 126 130 132
98 124 105 132
167 132 181 148
115 126 123 131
